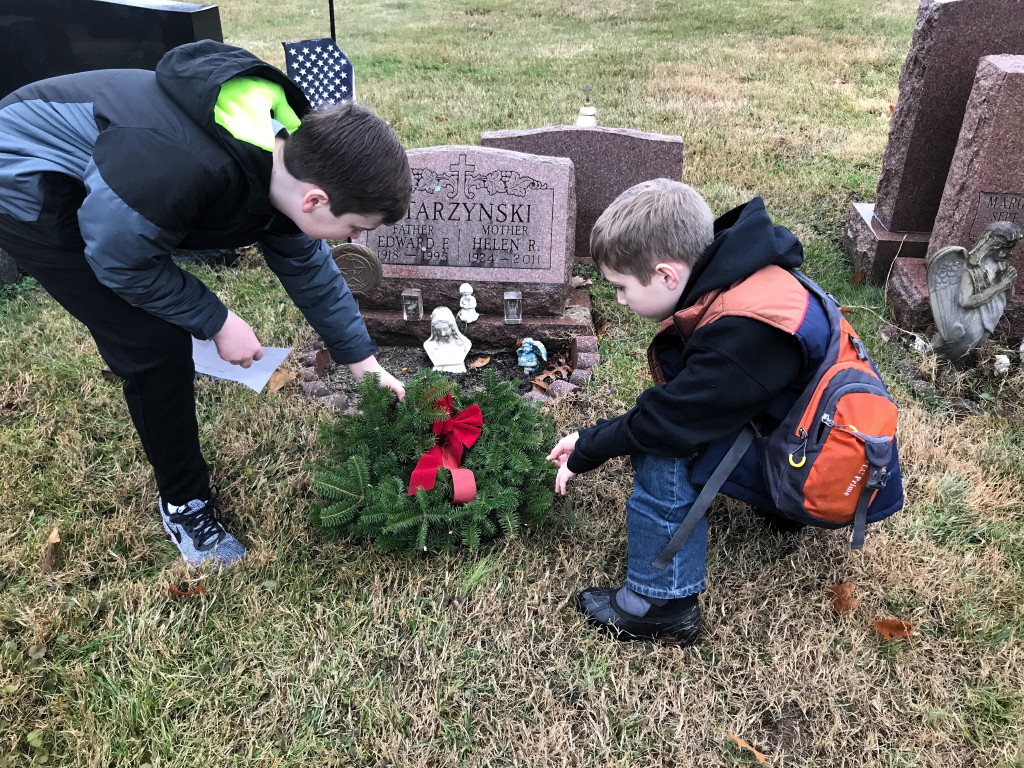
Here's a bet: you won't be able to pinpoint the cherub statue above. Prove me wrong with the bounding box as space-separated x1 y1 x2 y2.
927 221 1022 362
457 282 478 324
423 306 472 373
517 337 548 375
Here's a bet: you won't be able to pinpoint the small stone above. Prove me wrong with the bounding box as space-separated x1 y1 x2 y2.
546 379 579 399
569 368 592 387
317 394 346 411
910 379 938 398
300 367 318 381
878 323 900 343
573 352 600 370
311 348 331 377
300 381 328 398
570 335 599 368
301 347 332 376
521 390 548 404
994 355 1011 376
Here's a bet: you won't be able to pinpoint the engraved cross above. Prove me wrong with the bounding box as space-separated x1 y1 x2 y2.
450 154 476 196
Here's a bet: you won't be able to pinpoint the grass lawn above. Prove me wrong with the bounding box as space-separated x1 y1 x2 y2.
3 0 1024 765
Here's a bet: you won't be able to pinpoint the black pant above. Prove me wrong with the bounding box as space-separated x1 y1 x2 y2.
0 208 210 505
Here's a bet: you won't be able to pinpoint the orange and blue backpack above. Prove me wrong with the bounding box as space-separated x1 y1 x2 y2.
653 267 902 569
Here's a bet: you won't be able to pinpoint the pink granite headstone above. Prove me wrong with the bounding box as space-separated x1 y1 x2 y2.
927 56 1024 258
481 125 684 264
354 145 575 317
889 55 1024 337
844 0 1024 282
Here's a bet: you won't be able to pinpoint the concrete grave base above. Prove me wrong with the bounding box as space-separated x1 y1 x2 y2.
356 276 569 317
360 288 592 348
844 203 930 284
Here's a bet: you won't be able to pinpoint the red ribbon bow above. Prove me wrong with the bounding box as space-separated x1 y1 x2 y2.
407 394 483 504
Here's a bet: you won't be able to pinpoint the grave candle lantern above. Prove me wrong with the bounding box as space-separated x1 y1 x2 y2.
401 288 423 321
504 291 523 324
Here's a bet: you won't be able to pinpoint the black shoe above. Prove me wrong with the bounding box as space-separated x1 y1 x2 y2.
577 588 701 645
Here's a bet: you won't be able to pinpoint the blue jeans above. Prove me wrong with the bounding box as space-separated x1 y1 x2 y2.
625 454 707 600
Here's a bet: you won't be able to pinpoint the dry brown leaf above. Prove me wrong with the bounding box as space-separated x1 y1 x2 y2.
40 527 60 575
889 103 896 115
596 321 612 337
570 275 593 288
169 583 207 598
468 356 491 369
825 581 858 615
532 361 572 392
874 619 915 640
267 367 296 394
850 270 865 285
728 733 768 764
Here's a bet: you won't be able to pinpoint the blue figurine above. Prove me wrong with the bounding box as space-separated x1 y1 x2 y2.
517 337 548 375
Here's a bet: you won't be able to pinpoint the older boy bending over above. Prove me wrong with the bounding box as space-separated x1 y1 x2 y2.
0 41 411 567
548 179 901 644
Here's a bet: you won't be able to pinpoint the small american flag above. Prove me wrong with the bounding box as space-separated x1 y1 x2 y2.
282 39 355 109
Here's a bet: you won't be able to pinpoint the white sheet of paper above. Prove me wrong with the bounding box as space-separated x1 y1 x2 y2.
191 338 292 393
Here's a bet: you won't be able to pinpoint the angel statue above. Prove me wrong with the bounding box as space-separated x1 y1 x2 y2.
517 337 548 375
927 221 1022 362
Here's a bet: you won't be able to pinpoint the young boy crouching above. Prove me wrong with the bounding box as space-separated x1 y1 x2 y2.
547 179 901 644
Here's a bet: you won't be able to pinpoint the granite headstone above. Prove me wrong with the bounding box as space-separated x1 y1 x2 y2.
844 0 1024 282
353 145 591 346
889 55 1024 337
481 125 684 264
927 56 1024 259
0 0 222 99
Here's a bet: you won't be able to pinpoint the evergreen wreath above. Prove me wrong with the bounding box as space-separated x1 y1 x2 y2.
311 369 557 553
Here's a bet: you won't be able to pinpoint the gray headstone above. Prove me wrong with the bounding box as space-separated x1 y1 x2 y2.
481 125 684 263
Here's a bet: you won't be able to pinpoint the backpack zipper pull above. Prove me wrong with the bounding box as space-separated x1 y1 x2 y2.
850 335 869 361
789 429 808 468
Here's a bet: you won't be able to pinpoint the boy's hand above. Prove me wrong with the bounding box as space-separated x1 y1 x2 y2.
347 355 406 401
213 311 264 368
546 431 579 466
547 431 579 495
554 464 576 495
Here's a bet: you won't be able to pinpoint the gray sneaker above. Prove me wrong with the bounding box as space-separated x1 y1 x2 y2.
157 497 246 567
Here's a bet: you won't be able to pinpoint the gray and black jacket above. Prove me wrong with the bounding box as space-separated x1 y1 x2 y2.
0 40 376 364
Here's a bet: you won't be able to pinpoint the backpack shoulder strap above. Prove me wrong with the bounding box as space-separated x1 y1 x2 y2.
652 425 756 570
